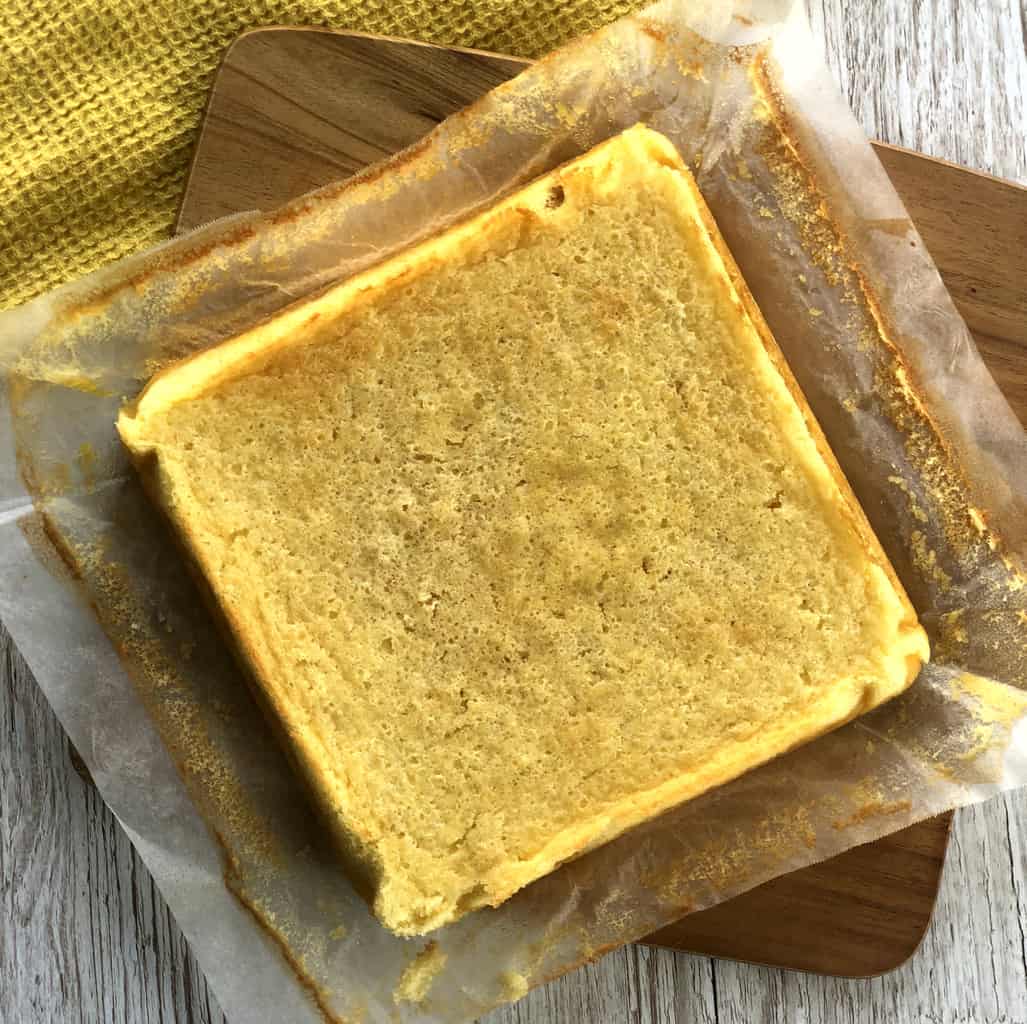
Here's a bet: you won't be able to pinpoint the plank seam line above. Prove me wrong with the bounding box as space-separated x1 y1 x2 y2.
710 957 720 1024
1003 798 1027 980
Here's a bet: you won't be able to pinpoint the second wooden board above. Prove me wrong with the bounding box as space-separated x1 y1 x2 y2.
178 27 1027 978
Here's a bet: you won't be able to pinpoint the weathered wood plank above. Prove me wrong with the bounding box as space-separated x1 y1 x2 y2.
0 625 224 1024
706 801 1025 1024
808 0 1027 186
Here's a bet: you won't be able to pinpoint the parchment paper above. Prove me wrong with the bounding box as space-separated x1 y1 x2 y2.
2 2 1026 1021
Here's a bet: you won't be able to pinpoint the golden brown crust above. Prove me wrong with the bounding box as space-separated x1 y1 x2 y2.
685 165 924 645
118 124 928 935
123 443 387 902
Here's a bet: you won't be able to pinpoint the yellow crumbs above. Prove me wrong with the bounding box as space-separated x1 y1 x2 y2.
393 942 448 1006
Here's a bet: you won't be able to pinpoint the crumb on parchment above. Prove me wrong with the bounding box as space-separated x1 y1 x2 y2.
393 942 448 1006
501 971 530 1004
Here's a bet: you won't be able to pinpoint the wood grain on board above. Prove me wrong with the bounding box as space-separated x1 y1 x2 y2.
647 814 952 976
871 146 1027 420
177 26 1027 979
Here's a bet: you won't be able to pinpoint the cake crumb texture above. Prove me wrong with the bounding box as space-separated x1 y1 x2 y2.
393 942 447 1006
119 125 927 936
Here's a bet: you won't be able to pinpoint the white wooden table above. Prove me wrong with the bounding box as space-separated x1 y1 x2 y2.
2 3 1026 1021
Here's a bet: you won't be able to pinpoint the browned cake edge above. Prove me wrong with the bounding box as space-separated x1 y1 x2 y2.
118 125 929 935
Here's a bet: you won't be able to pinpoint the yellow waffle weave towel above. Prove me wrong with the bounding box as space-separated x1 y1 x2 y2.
0 1 639 310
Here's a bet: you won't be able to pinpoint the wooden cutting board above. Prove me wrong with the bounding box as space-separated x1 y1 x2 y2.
177 28 1027 979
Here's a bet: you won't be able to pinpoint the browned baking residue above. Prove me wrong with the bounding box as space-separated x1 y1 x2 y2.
75 443 97 492
949 673 1027 765
748 55 1023 618
888 475 929 524
643 803 819 905
30 490 298 897
934 609 969 662
319 133 437 197
639 20 666 43
867 217 914 238
51 222 260 332
226 874 350 1024
23 489 356 1018
909 529 953 590
875 354 994 564
676 58 707 80
950 672 1027 727
538 937 626 987
51 374 111 396
832 798 912 831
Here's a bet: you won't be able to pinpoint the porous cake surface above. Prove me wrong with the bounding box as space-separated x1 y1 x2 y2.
118 125 928 935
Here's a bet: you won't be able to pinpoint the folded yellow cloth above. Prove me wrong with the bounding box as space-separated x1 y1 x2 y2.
0 1 637 311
